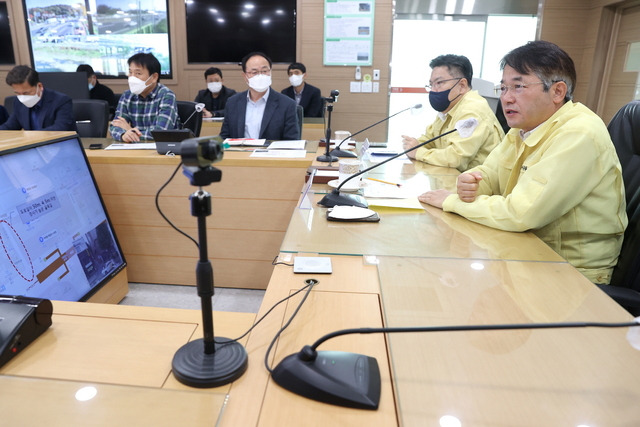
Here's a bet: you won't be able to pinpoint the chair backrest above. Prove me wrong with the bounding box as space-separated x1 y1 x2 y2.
296 105 304 139
72 99 110 138
4 95 16 115
177 100 203 137
609 100 640 291
472 78 509 134
608 100 640 205
611 186 640 291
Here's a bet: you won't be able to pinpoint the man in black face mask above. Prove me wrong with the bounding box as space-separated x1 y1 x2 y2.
401 54 504 172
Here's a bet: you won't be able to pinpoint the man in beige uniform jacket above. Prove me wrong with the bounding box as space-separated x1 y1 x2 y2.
402 54 504 172
420 41 627 284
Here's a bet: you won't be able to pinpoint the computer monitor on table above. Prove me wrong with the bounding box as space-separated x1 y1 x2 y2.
0 134 126 301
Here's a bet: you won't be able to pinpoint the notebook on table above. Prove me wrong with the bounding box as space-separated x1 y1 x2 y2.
151 129 195 154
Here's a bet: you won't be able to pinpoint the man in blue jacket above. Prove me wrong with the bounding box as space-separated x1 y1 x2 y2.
220 52 299 140
0 65 76 131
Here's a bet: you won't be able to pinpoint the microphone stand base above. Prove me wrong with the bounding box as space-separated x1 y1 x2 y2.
271 350 380 409
172 338 248 388
329 148 357 158
318 191 368 208
316 154 339 163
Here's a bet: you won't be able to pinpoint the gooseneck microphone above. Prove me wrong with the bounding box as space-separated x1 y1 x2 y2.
317 90 340 163
271 318 640 409
181 102 205 130
330 104 423 158
318 117 479 208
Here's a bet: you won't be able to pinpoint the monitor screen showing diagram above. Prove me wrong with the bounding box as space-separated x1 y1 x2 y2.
0 136 125 301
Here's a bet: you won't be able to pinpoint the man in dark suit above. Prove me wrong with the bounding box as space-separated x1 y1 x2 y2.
281 62 323 118
76 64 117 116
194 67 236 117
0 65 76 131
220 52 299 140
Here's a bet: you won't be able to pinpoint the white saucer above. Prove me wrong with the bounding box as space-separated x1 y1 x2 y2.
328 179 368 192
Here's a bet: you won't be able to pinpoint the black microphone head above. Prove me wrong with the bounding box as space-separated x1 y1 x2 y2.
413 103 423 109
331 89 339 97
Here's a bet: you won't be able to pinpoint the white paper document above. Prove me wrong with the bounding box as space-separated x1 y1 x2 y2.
224 138 266 146
105 143 156 150
267 140 306 150
250 149 307 158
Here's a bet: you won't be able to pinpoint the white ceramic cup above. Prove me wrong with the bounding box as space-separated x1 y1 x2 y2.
334 130 351 144
337 159 361 189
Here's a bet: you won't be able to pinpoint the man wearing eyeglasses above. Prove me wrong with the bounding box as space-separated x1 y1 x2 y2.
420 41 626 285
401 54 504 172
220 52 299 140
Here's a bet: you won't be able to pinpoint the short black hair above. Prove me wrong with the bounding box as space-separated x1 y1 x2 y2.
6 65 39 87
429 54 473 89
204 67 223 79
128 52 161 79
287 62 306 74
500 40 576 102
76 64 95 77
241 52 272 72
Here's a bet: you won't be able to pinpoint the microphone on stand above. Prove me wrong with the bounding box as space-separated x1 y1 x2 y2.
318 117 479 208
181 102 205 130
317 90 340 163
330 104 423 158
271 318 640 409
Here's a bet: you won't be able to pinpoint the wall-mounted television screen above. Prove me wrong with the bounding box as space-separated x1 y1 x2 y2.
185 0 296 64
23 0 172 78
0 135 126 302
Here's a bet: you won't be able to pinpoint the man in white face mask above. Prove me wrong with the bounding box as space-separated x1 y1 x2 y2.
194 67 237 118
220 52 299 141
109 52 180 142
0 65 76 131
281 62 323 118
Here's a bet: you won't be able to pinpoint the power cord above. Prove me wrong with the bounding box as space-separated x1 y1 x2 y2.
155 161 199 248
272 255 294 267
264 278 318 373
215 278 318 346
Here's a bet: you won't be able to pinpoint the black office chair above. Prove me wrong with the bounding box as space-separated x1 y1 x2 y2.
597 100 640 315
177 100 203 137
296 105 304 139
72 99 110 138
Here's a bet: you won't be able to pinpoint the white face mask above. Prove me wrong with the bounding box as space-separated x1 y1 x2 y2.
247 74 271 93
289 74 304 87
128 75 152 95
18 88 41 109
207 82 222 93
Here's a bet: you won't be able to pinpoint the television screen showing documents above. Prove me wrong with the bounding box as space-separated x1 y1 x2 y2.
0 135 126 301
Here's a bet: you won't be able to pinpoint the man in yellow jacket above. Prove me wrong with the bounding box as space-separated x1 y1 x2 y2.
420 41 627 284
402 54 504 172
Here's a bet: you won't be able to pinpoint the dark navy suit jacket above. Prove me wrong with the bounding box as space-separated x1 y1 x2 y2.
0 88 77 131
220 89 299 140
0 105 8 126
281 83 323 118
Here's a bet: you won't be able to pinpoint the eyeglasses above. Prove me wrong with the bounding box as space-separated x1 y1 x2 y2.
245 68 271 78
494 81 546 97
425 77 461 91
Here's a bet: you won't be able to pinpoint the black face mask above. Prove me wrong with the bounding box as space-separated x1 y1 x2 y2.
428 79 462 112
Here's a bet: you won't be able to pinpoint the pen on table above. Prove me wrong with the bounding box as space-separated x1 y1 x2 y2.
366 177 402 187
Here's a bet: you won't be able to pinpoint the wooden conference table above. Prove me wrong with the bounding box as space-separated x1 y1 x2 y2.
2 132 639 425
